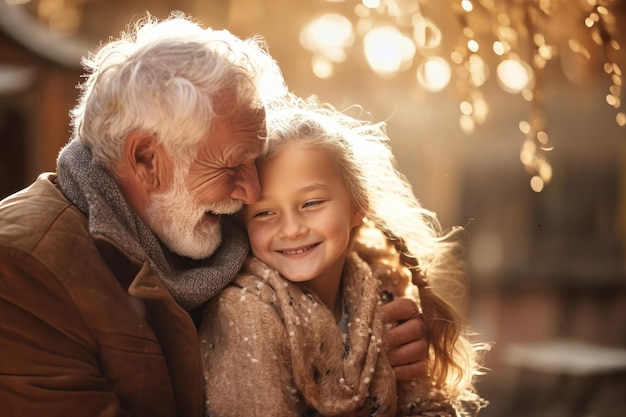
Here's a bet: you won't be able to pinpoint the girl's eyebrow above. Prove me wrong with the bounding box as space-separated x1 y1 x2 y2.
252 182 330 205
298 183 330 194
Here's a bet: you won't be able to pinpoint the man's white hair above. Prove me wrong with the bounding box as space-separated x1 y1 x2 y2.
70 11 287 170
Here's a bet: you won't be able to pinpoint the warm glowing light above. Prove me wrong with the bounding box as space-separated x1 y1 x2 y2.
610 39 620 50
522 137 536 152
471 95 489 124
520 149 534 166
354 4 370 17
412 14 442 52
536 131 549 145
450 50 464 64
617 112 626 126
530 176 544 192
467 54 488 87
538 44 553 60
461 0 474 12
363 26 415 77
519 120 531 134
460 114 475 133
299 13 354 61
538 161 553 182
497 26 518 44
460 101 473 115
416 56 451 92
362 0 380 8
311 55 334 79
467 39 479 52
521 88 534 101
606 94 621 108
497 58 533 93
493 41 506 56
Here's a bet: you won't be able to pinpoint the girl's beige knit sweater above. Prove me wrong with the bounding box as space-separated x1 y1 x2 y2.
200 227 457 417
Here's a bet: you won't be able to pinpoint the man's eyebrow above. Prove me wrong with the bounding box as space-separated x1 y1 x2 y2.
238 144 265 162
240 150 260 161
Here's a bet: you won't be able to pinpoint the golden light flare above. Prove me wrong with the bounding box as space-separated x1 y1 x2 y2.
300 0 624 190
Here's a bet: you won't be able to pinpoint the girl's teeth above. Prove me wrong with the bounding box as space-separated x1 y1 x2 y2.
284 245 312 255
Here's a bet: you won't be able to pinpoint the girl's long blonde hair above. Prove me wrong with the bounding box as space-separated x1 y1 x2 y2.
263 94 488 414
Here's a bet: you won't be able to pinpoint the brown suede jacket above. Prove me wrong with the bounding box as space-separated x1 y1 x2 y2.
0 174 204 417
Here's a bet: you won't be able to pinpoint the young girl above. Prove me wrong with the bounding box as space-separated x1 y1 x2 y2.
199 95 487 417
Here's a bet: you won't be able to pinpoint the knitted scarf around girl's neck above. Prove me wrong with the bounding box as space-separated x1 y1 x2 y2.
56 139 249 311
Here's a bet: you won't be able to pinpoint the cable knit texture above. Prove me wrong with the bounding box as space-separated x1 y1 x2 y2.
56 139 249 310
200 225 457 416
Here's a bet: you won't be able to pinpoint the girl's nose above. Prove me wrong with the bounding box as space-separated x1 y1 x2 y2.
278 213 307 239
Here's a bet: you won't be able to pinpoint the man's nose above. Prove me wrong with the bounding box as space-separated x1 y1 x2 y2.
229 164 261 205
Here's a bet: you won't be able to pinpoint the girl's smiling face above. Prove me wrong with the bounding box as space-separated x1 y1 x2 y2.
243 141 363 292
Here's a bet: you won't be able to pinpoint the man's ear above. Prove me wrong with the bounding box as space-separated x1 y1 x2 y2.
124 131 164 191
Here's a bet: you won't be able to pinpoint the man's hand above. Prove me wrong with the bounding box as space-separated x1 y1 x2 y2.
380 297 429 381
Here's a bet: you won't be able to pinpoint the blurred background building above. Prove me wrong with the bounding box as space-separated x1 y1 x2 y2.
1 1 625 416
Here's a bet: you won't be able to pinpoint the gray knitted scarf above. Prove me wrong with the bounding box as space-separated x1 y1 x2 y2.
56 139 249 311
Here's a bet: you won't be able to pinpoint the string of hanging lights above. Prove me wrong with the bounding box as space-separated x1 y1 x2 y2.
299 0 624 192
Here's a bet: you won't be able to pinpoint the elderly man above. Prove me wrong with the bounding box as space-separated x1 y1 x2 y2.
0 12 426 417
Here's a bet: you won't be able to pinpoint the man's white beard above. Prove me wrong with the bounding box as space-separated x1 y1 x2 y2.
145 169 242 259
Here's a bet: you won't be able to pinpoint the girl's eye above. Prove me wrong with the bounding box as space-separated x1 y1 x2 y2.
252 210 273 219
303 200 324 208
